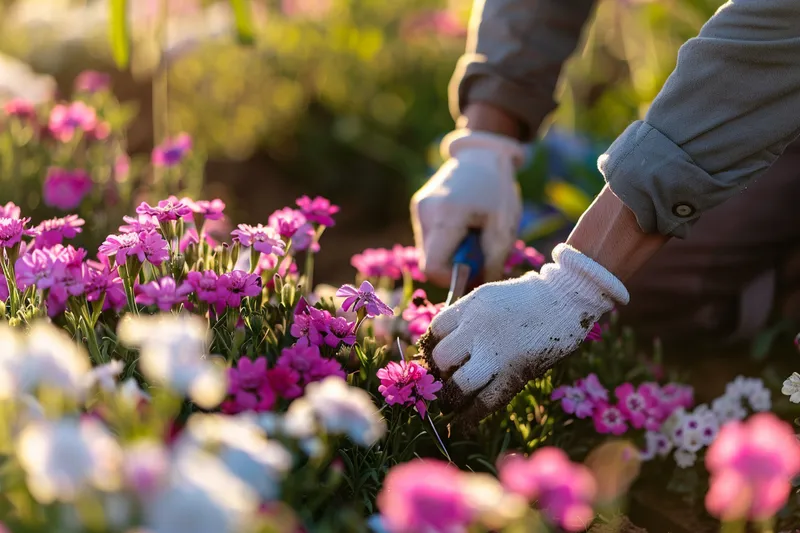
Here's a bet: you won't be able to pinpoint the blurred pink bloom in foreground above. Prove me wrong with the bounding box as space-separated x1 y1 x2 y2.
4 99 36 120
402 289 443 343
0 202 21 219
500 447 597 532
48 102 98 142
43 168 93 210
401 10 467 39
378 459 475 533
74 70 111 94
705 413 800 521
151 133 192 167
504 239 545 274
377 360 442 418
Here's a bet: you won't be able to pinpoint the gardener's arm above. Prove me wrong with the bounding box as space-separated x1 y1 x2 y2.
424 0 800 428
410 0 598 285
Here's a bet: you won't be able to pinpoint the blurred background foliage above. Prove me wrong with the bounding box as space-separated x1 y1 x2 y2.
0 0 722 281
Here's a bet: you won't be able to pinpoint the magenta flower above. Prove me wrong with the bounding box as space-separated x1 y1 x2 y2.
377 460 474 533
222 356 281 415
584 322 604 342
3 99 35 120
43 168 93 210
0 217 30 248
32 215 85 248
377 360 442 418
99 233 145 266
552 385 594 419
290 302 328 346
189 199 226 221
615 383 657 429
48 102 98 142
276 344 345 386
321 316 357 347
266 366 303 400
504 240 545 275
136 199 192 223
0 202 21 219
86 255 126 311
296 195 339 227
186 270 220 304
74 70 111 94
706 413 800 521
0 277 8 302
268 207 316 251
351 248 401 280
119 214 159 234
152 133 192 167
499 447 597 531
657 383 695 418
402 290 443 344
392 245 425 281
139 231 169 265
336 280 394 318
231 224 286 256
234 357 267 390
593 403 627 435
135 277 192 311
216 270 262 308
15 249 59 290
576 373 609 403
46 246 89 312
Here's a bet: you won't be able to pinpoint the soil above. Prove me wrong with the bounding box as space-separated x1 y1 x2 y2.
588 516 648 533
628 486 717 533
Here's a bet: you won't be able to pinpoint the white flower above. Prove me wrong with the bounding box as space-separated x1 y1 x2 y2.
711 395 747 424
640 431 672 461
288 376 386 447
177 414 292 501
680 429 705 453
748 387 772 412
725 375 765 400
782 372 800 403
145 447 259 533
17 417 122 503
82 359 125 394
673 448 697 469
119 314 227 409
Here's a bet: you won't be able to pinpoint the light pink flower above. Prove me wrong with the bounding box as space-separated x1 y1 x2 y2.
402 290 443 344
139 231 169 265
392 245 425 282
351 248 400 279
99 233 145 266
4 99 35 120
321 316 357 347
552 385 594 419
189 198 226 221
216 270 262 308
136 199 192 222
119 214 159 234
576 373 609 403
15 249 60 290
0 217 30 248
86 254 126 311
231 224 287 256
74 70 111 94
378 460 474 533
48 102 98 142
43 168 93 210
186 270 219 305
377 360 442 418
135 277 192 311
706 413 800 521
499 447 596 532
32 215 85 248
296 195 339 227
593 403 627 435
336 280 394 318
0 202 21 219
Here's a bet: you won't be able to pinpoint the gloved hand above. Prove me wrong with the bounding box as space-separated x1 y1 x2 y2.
410 129 525 285
420 244 629 429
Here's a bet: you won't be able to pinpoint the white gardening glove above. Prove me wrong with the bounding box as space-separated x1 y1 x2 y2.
410 129 525 284
420 244 630 430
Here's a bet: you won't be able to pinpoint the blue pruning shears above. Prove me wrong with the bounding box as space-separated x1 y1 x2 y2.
445 229 485 306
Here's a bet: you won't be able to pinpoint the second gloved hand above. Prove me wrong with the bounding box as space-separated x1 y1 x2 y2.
421 244 630 429
410 129 525 285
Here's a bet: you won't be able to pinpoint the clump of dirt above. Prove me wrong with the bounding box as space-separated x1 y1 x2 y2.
589 516 648 533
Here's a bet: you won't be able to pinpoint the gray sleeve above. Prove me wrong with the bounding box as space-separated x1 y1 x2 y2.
449 0 597 140
600 0 800 238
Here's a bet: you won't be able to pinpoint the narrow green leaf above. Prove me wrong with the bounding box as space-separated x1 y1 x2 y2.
229 0 256 45
109 0 130 68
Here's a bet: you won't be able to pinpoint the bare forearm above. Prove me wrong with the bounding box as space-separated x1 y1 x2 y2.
566 185 669 282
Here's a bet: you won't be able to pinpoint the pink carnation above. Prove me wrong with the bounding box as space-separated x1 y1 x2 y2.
135 276 192 312
216 270 262 308
592 402 627 435
551 385 594 419
43 168 93 210
377 360 442 418
231 224 287 256
85 254 126 311
504 240 545 275
615 383 658 429
0 202 21 219
48 102 98 142
296 195 339 227
0 217 30 248
136 199 192 223
276 344 344 386
32 215 85 248
402 290 443 344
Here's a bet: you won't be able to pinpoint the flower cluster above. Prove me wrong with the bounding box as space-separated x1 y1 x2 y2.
222 356 304 415
291 297 357 348
552 374 694 436
402 289 443 343
641 376 771 469
376 360 442 417
351 245 424 281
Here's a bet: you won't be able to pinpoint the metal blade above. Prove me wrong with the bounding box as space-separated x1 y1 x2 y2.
445 263 471 307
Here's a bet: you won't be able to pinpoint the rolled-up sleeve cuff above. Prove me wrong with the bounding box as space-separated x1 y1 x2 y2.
449 55 556 141
599 121 739 239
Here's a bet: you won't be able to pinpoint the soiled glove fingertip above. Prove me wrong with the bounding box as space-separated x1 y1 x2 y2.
417 330 442 378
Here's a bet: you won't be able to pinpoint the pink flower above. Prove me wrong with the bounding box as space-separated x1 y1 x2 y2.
402 290 443 344
657 383 694 418
43 168 93 210
296 195 339 227
3 99 35 120
290 301 328 346
705 413 800 521
268 207 316 252
99 233 145 266
222 356 281 415
276 344 345 386
32 215 85 248
0 277 8 302
593 403 627 435
392 245 425 281
499 448 596 531
152 133 192 167
0 217 29 248
216 270 262 308
378 460 474 533
351 248 401 280
0 202 21 219
615 383 657 429
231 224 287 256
266 366 303 400
321 316 357 347
15 249 59 290
136 199 192 222
234 357 267 389
377 360 442 418
186 270 219 304
336 280 394 318
189 199 226 221
576 373 608 402
139 231 169 265
74 70 111 94
255 253 297 282
119 214 159 234
504 240 545 275
48 102 98 142
86 255 126 311
46 246 89 312
584 322 604 342
552 385 594 419
135 277 192 311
